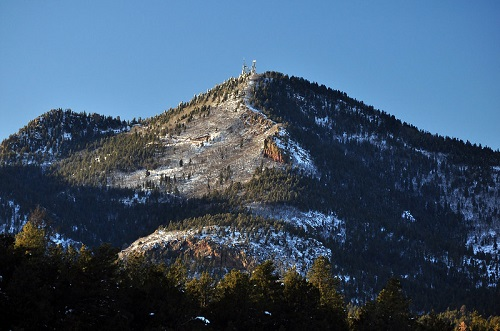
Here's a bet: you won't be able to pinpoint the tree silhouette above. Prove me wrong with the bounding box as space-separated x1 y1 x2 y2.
356 278 414 331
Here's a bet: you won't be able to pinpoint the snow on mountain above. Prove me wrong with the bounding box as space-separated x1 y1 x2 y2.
401 210 416 223
273 128 318 176
120 223 331 276
0 109 129 166
50 232 80 249
110 74 317 197
247 203 345 243
0 197 79 248
120 203 351 279
0 198 26 234
2 69 500 313
245 76 318 175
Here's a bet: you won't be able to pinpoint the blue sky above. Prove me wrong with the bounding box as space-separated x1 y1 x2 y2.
1 1 499 150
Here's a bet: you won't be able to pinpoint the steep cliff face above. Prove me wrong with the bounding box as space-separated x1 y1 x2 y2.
263 137 287 163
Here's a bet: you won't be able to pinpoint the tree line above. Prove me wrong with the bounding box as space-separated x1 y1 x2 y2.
1 214 499 330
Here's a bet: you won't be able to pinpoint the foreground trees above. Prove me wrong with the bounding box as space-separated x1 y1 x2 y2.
355 278 413 331
0 230 499 330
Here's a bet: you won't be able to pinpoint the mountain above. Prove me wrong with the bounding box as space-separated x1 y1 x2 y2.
0 108 129 166
1 70 499 314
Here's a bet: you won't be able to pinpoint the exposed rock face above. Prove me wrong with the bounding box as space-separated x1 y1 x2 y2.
263 137 288 163
119 229 256 274
111 75 289 198
119 220 333 277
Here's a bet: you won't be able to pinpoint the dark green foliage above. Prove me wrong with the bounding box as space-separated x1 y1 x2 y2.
0 237 192 330
211 269 253 327
415 311 454 331
186 271 215 308
282 268 322 329
250 260 282 312
0 108 128 165
0 234 499 330
0 164 231 247
251 72 499 166
14 206 49 256
56 130 161 187
243 166 308 206
246 72 499 315
355 278 414 331
307 256 349 330
429 306 500 331
163 212 289 235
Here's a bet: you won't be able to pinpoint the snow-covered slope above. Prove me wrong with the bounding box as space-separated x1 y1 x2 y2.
120 205 344 277
109 74 317 197
120 222 331 276
0 108 129 166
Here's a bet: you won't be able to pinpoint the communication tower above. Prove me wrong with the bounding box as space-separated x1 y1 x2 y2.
241 59 249 76
251 60 257 74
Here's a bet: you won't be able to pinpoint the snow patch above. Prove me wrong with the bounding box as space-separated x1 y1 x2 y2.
247 204 346 244
315 116 330 127
0 198 27 234
50 233 79 248
274 128 318 175
244 77 318 175
120 192 149 206
195 316 210 325
401 210 416 223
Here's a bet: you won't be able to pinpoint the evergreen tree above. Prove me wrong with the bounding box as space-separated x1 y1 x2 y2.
416 310 454 331
212 269 252 328
14 206 49 256
186 271 215 308
166 257 187 289
282 267 322 328
250 260 282 312
356 278 414 331
307 256 348 330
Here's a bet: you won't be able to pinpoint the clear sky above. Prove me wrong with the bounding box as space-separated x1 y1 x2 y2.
1 1 499 150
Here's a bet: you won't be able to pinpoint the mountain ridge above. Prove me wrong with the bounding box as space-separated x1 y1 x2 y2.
1 70 499 313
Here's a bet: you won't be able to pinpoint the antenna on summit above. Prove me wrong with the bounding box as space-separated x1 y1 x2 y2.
241 59 257 77
241 59 249 76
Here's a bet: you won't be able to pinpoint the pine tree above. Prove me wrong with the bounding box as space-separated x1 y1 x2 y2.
212 269 252 328
14 206 49 255
250 260 282 311
307 256 348 330
356 278 414 331
308 257 343 308
166 257 187 289
186 271 215 308
283 267 322 328
416 310 454 331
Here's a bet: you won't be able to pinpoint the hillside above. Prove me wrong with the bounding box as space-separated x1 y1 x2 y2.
0 108 129 166
0 70 499 314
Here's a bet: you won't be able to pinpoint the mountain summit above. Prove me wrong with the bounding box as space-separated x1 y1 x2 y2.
1 70 499 313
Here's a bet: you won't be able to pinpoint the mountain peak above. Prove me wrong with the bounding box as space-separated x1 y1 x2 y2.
59 72 316 196
0 108 128 166
1 71 499 314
